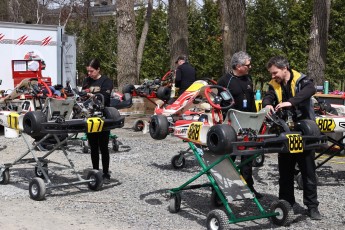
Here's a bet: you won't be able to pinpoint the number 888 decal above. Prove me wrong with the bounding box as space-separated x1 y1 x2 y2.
286 134 303 153
187 122 203 141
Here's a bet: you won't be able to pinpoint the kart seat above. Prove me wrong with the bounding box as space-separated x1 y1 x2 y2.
225 108 269 133
44 97 75 121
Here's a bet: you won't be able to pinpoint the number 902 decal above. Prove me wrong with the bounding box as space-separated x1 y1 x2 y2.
87 118 104 133
187 122 202 141
286 134 303 153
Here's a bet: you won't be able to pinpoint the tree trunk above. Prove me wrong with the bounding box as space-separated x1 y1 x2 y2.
168 0 189 68
116 0 138 91
137 0 153 81
219 0 247 73
307 0 330 86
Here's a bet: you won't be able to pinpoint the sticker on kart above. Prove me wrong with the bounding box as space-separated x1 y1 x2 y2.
315 118 335 132
7 112 20 130
286 134 303 153
87 117 104 133
187 122 203 141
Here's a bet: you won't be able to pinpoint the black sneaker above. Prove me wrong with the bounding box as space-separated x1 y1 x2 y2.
103 173 111 184
308 207 322 220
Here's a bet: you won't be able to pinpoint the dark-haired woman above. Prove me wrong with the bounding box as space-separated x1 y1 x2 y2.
82 59 113 184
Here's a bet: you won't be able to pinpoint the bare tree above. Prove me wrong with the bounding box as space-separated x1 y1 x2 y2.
8 0 21 22
307 0 331 86
168 0 189 68
137 0 153 81
219 0 247 73
116 0 138 90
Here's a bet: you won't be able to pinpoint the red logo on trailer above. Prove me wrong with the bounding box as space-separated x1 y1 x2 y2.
17 35 28 45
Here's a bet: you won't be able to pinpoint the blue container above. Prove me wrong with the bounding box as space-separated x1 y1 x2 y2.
255 89 261 100
323 81 329 94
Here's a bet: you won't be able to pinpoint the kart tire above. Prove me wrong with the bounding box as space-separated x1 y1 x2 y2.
294 119 320 136
149 115 169 140
122 84 135 95
104 107 121 120
23 111 47 137
157 86 171 101
207 124 237 155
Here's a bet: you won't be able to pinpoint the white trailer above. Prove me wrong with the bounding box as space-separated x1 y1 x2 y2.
0 21 77 91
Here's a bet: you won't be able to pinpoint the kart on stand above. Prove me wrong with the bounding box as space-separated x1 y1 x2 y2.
149 84 327 228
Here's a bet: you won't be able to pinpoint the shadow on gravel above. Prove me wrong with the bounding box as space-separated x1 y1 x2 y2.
0 145 7 151
149 161 200 173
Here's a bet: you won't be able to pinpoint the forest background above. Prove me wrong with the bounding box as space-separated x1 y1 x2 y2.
0 0 344 92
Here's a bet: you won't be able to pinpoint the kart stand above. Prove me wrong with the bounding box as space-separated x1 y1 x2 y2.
168 142 293 229
0 132 104 201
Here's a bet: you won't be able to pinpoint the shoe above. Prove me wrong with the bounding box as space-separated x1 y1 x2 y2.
308 207 322 220
292 203 305 215
103 173 111 184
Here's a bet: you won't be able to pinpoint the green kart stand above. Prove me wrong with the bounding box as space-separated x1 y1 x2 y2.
167 142 294 229
80 133 120 153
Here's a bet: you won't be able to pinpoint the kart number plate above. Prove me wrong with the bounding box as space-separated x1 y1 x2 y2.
87 118 104 133
286 134 303 153
315 118 335 132
187 122 202 141
7 112 20 130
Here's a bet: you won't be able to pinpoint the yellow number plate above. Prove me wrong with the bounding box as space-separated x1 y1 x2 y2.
315 118 335 132
187 122 202 141
286 134 303 153
87 118 104 133
7 113 20 130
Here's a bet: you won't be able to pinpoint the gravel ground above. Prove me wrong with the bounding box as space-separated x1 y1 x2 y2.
0 118 344 230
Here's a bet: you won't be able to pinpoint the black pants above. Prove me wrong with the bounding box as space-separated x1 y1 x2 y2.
231 155 254 188
87 131 110 175
278 150 319 208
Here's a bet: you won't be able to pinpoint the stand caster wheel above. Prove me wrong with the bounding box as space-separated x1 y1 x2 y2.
168 193 181 213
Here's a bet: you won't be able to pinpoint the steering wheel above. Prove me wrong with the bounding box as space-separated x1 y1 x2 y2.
204 85 234 110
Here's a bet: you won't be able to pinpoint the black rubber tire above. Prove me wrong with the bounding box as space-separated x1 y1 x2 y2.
156 86 171 101
23 111 47 137
171 155 186 169
34 164 48 179
29 177 46 201
294 119 321 136
0 168 10 185
252 154 265 167
112 139 119 152
168 193 181 213
206 209 230 230
210 190 223 207
104 107 121 120
207 124 237 155
122 84 135 94
133 119 145 132
87 170 103 191
270 200 293 226
149 115 169 140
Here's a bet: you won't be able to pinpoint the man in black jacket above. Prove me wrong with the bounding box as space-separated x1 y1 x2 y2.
175 55 196 96
262 55 321 220
217 51 262 199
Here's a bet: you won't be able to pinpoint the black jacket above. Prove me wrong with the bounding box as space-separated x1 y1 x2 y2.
175 62 196 95
82 75 113 107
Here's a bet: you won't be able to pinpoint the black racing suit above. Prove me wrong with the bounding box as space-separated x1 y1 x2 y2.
175 62 196 96
82 75 113 176
262 69 319 208
217 72 257 191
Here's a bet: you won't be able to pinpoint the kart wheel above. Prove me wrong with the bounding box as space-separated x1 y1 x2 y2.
207 124 237 155
104 107 121 120
211 190 223 207
34 164 48 179
294 119 320 135
0 168 10 185
133 119 145 132
122 84 135 95
149 115 169 140
29 177 46 201
270 200 293 226
156 86 171 101
171 155 186 169
206 209 230 230
87 170 103 191
295 173 319 190
23 111 47 136
112 139 119 152
168 193 181 213
252 154 265 167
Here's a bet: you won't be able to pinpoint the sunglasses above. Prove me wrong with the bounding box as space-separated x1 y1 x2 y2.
243 63 251 68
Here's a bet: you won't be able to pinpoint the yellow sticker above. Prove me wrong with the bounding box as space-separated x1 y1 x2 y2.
87 118 104 133
286 134 303 153
315 118 335 132
187 122 203 141
186 82 206 92
7 113 20 130
255 100 262 111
